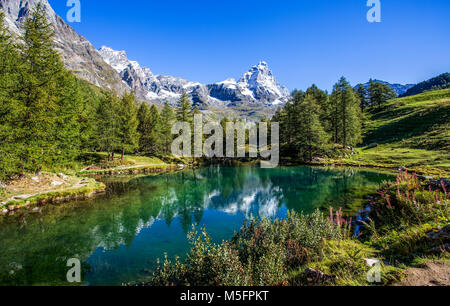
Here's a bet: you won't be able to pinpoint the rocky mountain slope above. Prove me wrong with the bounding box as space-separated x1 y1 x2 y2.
99 46 290 108
0 0 128 94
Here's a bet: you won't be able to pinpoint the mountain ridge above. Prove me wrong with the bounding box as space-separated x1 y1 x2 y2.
98 46 290 108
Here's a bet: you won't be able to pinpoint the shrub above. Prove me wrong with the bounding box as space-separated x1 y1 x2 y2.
148 210 342 286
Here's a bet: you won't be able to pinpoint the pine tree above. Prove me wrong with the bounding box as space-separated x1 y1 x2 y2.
295 94 329 161
118 91 140 160
14 3 81 172
137 103 162 155
177 91 192 122
160 101 175 154
368 80 397 110
329 77 362 147
355 83 369 111
0 11 21 179
97 92 120 160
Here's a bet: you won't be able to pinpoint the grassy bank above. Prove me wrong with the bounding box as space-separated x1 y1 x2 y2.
137 171 448 286
0 173 105 214
322 89 450 177
0 153 188 215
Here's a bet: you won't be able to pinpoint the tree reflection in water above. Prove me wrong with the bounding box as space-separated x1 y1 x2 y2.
0 166 393 285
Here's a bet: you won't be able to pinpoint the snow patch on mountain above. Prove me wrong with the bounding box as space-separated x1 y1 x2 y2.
98 46 290 108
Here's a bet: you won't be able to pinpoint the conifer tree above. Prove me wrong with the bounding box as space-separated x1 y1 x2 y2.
160 101 175 154
355 83 369 111
0 11 21 179
15 3 81 172
368 79 397 110
295 94 329 161
97 92 120 160
118 91 139 160
177 91 192 122
329 77 362 147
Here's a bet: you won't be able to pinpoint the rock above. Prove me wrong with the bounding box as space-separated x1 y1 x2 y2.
50 181 63 187
58 173 69 180
398 166 407 172
13 195 30 200
31 176 40 183
426 225 450 241
430 244 450 253
364 258 381 266
367 143 378 149
304 268 337 284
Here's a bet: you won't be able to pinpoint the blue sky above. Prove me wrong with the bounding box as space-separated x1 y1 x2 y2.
49 0 450 91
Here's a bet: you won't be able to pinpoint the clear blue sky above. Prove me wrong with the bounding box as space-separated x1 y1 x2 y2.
49 0 450 91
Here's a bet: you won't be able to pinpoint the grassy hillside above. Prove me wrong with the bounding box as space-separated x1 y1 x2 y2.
346 89 450 176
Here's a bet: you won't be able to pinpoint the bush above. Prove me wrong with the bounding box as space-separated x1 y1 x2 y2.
147 210 342 286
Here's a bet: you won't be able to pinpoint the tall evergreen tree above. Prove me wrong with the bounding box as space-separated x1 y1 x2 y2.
329 77 362 147
0 11 21 179
355 83 369 111
160 101 175 154
97 92 120 160
117 91 139 159
368 79 397 110
137 103 162 154
295 94 329 161
177 91 192 122
14 3 81 172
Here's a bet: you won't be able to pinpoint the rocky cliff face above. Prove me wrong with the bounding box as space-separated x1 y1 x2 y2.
0 0 128 94
99 46 290 108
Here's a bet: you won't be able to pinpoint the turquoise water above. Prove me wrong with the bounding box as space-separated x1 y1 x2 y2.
0 166 393 286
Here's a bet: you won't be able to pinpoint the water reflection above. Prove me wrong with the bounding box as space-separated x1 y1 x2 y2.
0 166 393 285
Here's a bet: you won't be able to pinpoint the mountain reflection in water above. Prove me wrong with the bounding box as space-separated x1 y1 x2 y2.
0 166 393 286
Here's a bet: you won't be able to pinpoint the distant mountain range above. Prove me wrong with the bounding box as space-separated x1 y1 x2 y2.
99 46 290 108
1 0 446 113
358 80 415 96
1 0 290 110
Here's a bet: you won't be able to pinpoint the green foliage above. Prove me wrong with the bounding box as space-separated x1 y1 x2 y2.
177 91 192 122
294 94 329 161
290 240 401 286
148 210 342 286
96 92 120 157
160 101 176 154
367 79 397 110
355 83 369 111
329 77 363 147
137 103 163 154
401 73 450 97
0 4 84 178
117 92 139 158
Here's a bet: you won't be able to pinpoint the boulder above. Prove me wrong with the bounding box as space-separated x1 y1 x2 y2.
58 173 69 180
51 181 63 187
304 268 337 284
426 225 450 241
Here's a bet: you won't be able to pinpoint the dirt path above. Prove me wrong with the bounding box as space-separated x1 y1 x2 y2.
394 261 450 286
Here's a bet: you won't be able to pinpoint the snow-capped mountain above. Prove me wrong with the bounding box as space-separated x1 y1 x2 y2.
99 46 290 107
0 0 128 94
1 0 289 110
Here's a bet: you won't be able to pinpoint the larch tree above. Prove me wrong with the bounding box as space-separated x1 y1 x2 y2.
160 101 175 154
118 91 140 160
